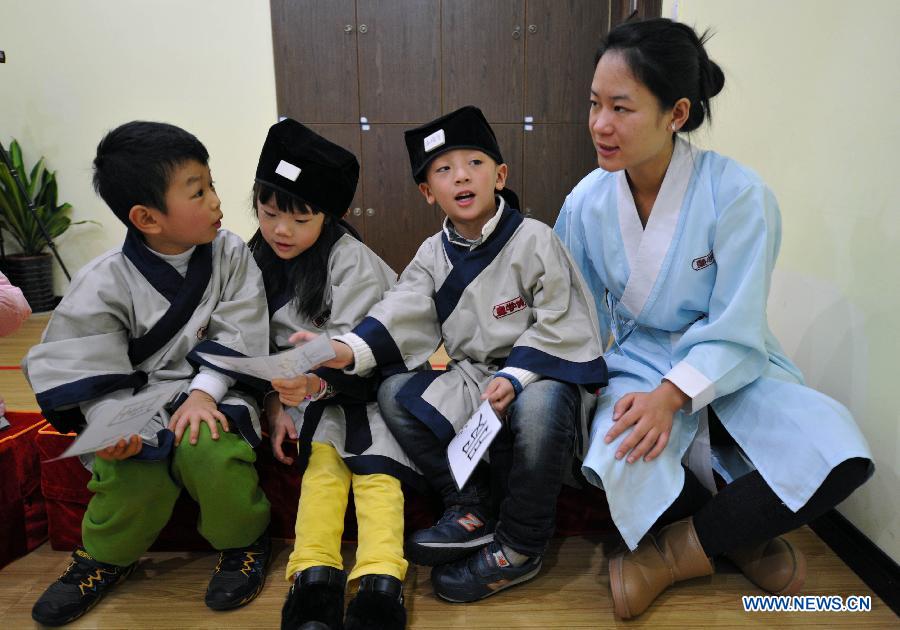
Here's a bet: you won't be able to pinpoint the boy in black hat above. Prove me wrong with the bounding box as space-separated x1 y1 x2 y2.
251 119 420 630
298 106 607 602
25 121 272 625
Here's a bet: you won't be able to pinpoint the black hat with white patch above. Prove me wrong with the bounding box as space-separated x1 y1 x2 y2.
404 106 504 183
255 118 359 217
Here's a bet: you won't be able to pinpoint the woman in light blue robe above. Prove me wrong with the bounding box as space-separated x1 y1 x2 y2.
554 18 873 619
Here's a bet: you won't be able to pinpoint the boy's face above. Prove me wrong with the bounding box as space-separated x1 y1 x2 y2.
418 149 507 236
138 160 222 254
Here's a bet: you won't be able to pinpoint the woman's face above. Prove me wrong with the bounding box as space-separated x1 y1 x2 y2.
589 51 676 175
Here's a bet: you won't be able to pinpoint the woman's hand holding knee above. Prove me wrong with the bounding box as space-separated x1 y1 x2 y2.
605 381 688 463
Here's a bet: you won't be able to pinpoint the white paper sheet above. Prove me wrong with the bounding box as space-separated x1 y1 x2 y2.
197 335 336 381
49 381 183 460
447 400 502 491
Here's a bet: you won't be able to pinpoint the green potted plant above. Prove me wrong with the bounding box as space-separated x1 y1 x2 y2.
0 139 88 311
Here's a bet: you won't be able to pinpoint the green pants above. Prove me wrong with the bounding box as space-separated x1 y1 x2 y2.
82 424 270 567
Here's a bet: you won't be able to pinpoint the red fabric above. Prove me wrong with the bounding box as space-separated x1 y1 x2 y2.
34 425 613 554
0 411 48 569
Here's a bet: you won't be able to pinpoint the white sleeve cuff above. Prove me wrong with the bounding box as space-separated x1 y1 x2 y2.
190 371 234 403
497 367 541 388
664 360 715 414
332 332 376 376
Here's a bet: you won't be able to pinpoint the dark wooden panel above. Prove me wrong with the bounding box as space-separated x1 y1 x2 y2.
442 0 525 122
270 0 358 123
360 124 444 273
611 0 662 27
357 0 440 123
525 0 610 123
306 124 365 238
491 124 524 209
523 124 596 226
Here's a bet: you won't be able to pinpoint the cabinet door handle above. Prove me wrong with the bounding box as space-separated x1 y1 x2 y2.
512 26 521 40
366 208 375 217
344 24 354 33
528 24 538 34
359 24 368 34
352 207 362 217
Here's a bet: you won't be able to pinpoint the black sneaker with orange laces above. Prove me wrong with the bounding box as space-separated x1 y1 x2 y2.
31 547 137 626
205 533 271 610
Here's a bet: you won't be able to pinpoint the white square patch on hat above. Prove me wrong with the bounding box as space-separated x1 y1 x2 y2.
424 129 446 153
275 159 302 181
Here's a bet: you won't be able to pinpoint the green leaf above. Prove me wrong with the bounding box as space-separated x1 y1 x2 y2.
0 140 79 255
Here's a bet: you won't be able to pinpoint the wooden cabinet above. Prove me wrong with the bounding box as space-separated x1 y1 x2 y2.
271 0 659 272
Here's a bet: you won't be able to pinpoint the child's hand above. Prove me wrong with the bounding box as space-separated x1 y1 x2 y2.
0 394 5 418
167 389 229 446
268 397 298 465
288 331 355 369
482 377 516 417
96 435 143 461
604 381 688 463
271 373 322 407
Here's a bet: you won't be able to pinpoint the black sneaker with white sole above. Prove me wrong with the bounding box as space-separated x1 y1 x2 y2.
405 506 495 566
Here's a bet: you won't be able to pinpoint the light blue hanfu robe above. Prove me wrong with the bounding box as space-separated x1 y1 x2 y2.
554 137 873 550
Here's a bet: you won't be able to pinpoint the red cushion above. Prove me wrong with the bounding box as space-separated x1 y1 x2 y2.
0 411 48 569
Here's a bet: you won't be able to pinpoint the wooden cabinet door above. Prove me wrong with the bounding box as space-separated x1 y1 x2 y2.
611 0 662 26
442 0 525 123
360 124 444 273
525 0 609 123
357 0 441 123
270 0 359 123
523 123 596 226
491 124 524 210
306 124 366 239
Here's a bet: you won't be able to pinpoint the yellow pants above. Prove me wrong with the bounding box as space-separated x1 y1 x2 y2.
285 442 407 582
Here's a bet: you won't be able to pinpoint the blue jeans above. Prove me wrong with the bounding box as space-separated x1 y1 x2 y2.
379 373 579 557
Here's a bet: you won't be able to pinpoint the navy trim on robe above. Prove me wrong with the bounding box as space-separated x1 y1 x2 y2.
353 317 407 377
396 370 456 443
219 402 260 448
296 400 373 455
345 455 427 493
132 428 175 461
342 403 373 455
187 341 269 392
435 207 524 325
267 288 293 317
123 232 214 366
35 372 149 434
505 345 608 391
312 367 379 404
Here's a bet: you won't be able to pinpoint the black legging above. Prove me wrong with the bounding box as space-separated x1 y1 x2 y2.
653 457 871 557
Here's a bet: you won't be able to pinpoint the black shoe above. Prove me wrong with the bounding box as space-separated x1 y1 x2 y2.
205 533 271 610
281 566 347 630
31 548 136 626
344 574 406 630
405 506 495 566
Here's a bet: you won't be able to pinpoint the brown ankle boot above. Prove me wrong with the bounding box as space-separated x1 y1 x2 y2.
725 537 806 595
608 518 713 619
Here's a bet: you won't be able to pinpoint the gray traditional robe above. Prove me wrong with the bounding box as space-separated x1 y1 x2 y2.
269 233 421 488
345 206 607 457
23 229 269 463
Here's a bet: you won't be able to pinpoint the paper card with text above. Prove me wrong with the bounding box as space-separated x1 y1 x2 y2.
447 400 502 491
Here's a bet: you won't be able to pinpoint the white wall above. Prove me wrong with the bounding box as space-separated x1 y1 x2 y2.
0 0 278 291
663 0 900 562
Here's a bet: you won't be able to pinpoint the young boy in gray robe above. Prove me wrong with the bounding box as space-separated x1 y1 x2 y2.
298 106 607 602
24 121 271 626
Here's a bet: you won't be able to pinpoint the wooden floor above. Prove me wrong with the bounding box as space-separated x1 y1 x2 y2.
2 315 896 627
